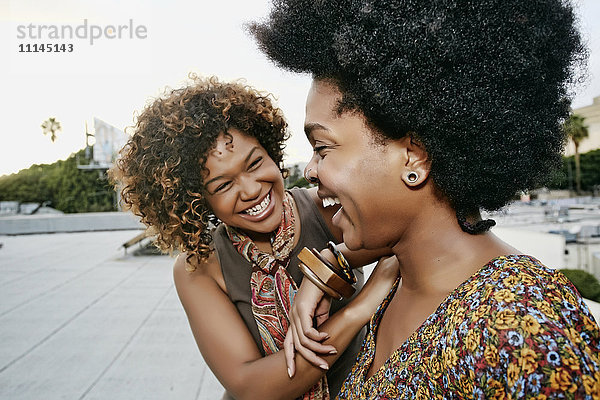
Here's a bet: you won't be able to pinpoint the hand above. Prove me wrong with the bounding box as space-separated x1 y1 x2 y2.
351 255 401 322
285 277 336 377
285 254 400 377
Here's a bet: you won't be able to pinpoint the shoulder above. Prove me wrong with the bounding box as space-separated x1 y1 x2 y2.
288 186 325 211
173 251 227 294
472 255 592 321
460 255 593 330
455 256 600 395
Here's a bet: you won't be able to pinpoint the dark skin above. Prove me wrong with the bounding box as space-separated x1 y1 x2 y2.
285 79 519 376
173 128 397 400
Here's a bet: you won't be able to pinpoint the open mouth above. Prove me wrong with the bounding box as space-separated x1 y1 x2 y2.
321 196 341 208
241 191 271 216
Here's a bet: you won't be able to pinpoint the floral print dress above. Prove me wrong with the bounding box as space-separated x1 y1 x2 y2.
337 255 600 399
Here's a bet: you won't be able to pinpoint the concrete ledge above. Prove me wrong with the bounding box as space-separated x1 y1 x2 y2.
0 212 144 235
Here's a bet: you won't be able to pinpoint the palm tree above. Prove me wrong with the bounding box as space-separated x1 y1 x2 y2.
563 113 589 194
41 117 62 142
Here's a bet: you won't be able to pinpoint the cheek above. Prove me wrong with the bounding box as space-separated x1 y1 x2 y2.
264 166 285 193
205 194 234 220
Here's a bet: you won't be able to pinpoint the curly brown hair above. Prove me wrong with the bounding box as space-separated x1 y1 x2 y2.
110 75 289 269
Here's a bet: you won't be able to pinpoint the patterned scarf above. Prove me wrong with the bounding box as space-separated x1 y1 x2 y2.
226 191 329 400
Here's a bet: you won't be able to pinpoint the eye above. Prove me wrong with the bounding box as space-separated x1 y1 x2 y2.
248 156 263 170
314 145 330 157
213 181 232 193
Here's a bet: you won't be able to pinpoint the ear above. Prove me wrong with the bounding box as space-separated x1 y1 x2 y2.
388 134 431 187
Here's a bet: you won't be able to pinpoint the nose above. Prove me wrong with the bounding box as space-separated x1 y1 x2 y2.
304 155 319 184
238 174 262 201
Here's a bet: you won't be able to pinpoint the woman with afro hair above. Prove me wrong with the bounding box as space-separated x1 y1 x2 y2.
110 75 399 400
250 0 600 397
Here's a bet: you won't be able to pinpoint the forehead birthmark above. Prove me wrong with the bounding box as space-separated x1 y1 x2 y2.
211 132 235 158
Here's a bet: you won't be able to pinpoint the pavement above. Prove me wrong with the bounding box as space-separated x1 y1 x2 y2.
0 230 224 400
1 216 600 400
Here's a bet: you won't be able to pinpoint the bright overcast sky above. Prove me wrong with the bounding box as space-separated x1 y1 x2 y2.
1 0 599 177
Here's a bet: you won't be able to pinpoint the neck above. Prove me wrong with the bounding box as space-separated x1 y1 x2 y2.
390 202 516 296
245 230 275 253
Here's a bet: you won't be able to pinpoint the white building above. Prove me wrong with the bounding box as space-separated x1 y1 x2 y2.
566 96 600 155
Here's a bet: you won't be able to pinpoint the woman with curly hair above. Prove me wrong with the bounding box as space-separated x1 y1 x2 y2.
250 0 600 397
110 76 398 400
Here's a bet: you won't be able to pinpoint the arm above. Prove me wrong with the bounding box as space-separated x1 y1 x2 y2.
285 255 400 375
173 252 395 400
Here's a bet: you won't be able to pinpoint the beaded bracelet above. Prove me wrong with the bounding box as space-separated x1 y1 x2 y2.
297 247 356 298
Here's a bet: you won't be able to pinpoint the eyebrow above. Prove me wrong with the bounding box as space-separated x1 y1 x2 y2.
304 122 331 141
204 146 260 187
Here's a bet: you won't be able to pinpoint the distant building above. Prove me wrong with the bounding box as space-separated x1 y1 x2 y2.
0 201 63 216
0 201 19 216
89 117 128 169
566 96 600 155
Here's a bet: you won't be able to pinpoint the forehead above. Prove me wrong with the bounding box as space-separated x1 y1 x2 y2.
304 80 342 127
304 80 376 144
203 129 261 178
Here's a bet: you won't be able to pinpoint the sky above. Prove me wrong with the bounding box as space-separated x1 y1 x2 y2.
0 0 599 177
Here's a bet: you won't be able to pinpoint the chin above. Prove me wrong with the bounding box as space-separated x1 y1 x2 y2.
250 205 284 233
342 230 364 251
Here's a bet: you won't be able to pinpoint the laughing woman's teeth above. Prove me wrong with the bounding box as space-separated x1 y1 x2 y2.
245 193 270 216
322 197 341 208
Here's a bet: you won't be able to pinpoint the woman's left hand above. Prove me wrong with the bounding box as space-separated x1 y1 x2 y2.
285 254 400 377
284 276 337 377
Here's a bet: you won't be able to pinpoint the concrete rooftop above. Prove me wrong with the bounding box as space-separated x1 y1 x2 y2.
1 214 600 400
0 230 224 400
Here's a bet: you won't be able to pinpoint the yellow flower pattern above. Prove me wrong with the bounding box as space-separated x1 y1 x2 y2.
337 255 600 399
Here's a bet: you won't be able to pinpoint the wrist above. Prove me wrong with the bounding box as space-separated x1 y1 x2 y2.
298 247 355 298
342 293 375 326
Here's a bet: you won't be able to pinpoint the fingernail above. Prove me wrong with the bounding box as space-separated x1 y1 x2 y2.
287 368 292 378
328 349 337 355
320 364 329 370
324 334 330 340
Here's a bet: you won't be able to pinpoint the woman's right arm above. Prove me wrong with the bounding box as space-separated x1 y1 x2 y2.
285 255 400 375
173 253 396 400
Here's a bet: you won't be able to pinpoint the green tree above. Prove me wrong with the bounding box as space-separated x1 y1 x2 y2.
285 164 311 189
560 269 600 302
41 117 62 142
547 149 600 193
563 114 589 194
0 149 116 213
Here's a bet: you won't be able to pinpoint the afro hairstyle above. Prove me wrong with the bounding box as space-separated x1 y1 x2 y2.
250 0 587 232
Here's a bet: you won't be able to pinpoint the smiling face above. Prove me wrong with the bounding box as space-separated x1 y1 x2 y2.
203 128 285 236
304 80 415 250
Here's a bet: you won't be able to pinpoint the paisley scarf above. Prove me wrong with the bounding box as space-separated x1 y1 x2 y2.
226 191 329 400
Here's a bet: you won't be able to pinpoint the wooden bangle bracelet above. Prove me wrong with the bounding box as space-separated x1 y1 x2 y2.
297 247 356 298
298 262 343 300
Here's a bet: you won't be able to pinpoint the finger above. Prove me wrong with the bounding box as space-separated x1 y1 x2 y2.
292 326 331 370
284 331 296 378
290 306 329 343
291 319 333 368
293 315 337 355
296 308 328 341
314 297 332 327
315 313 329 327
